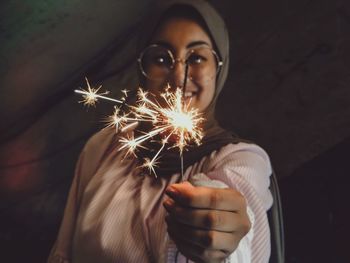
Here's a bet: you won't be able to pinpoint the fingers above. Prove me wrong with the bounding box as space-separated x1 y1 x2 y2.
166 215 238 253
164 198 242 232
165 181 247 211
173 238 227 263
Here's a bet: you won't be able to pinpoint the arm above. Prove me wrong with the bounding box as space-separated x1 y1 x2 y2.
163 143 272 263
47 150 86 263
48 127 117 263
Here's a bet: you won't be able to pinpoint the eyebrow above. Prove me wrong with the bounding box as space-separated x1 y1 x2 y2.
152 40 210 50
187 41 210 49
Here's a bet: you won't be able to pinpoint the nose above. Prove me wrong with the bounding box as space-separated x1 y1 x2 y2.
168 60 188 89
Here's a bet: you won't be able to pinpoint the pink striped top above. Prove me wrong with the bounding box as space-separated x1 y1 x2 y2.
48 127 273 263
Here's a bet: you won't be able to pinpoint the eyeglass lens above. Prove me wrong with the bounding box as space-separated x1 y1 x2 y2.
139 45 221 82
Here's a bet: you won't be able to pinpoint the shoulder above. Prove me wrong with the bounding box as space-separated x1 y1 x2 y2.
82 121 138 156
205 142 272 174
83 126 117 156
77 127 118 180
78 123 138 177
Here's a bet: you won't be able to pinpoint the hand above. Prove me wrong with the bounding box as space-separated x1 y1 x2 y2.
163 181 251 263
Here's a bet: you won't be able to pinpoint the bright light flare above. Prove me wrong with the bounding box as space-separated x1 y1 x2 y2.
75 79 204 177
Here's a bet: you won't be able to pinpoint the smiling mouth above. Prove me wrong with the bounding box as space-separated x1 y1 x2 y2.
184 91 198 99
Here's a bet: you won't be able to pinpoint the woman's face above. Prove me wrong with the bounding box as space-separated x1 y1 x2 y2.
143 17 217 112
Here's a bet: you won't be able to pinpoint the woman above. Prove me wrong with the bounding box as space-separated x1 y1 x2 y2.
48 0 273 262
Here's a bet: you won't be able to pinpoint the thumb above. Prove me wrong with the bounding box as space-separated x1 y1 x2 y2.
165 181 194 199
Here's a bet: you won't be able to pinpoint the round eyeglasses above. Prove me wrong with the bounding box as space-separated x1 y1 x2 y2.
138 44 223 82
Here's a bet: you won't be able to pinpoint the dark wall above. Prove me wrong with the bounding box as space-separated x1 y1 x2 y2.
280 137 350 262
0 0 348 262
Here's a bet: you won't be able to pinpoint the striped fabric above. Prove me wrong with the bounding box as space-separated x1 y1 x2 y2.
48 127 273 263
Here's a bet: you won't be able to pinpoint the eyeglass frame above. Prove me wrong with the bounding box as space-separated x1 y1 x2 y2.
137 44 224 81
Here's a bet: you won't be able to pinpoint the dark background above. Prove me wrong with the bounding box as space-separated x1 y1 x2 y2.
0 0 349 262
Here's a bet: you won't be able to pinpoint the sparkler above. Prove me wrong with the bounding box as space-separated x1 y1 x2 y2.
75 78 204 177
75 77 123 106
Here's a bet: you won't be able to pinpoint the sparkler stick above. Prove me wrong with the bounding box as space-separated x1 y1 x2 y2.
180 63 190 179
75 77 204 178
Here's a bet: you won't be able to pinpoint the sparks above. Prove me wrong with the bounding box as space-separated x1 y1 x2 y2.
103 106 128 132
75 78 204 177
141 157 160 177
75 77 123 106
121 89 129 97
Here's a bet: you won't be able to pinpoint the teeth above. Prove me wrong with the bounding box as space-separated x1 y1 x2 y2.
184 92 193 97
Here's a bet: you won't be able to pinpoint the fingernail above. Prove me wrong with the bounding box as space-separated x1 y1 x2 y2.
165 186 178 196
164 198 175 208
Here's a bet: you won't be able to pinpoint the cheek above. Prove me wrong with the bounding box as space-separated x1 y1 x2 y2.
195 79 216 111
143 79 171 107
144 79 165 94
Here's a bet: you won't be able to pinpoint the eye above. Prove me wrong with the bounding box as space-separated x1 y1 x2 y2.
187 54 207 65
153 56 164 64
155 56 164 64
153 55 172 67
